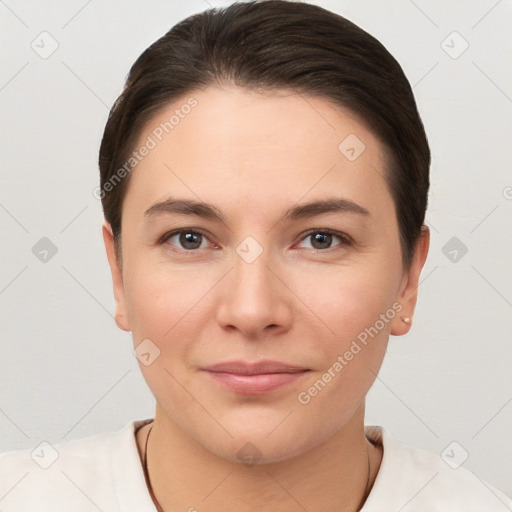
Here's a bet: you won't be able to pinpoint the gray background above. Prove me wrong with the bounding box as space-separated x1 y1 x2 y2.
1 0 511 496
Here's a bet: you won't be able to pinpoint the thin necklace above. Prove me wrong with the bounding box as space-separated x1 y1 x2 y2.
143 423 164 512
142 424 372 512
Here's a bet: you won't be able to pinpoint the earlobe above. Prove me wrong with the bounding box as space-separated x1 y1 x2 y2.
102 222 131 332
391 225 430 336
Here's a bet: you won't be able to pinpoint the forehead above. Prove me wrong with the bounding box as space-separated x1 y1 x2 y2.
124 85 393 221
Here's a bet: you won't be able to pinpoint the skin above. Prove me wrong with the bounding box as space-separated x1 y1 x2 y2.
103 85 429 511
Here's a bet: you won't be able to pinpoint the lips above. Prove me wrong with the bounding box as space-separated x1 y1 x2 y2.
201 360 310 395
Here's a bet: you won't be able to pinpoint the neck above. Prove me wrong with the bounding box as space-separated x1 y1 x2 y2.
137 403 381 512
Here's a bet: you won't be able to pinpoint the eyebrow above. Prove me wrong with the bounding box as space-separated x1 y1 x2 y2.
144 196 370 222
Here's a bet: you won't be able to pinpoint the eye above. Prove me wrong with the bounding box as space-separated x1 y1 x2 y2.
161 230 214 251
296 230 351 251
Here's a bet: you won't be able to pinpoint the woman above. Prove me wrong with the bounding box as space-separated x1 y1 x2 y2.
1 1 510 510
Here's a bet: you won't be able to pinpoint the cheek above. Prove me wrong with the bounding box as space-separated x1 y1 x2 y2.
289 262 397 406
291 259 399 342
122 262 215 416
123 255 216 341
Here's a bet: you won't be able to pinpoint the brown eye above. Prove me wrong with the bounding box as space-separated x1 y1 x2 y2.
164 230 209 250
297 230 351 251
310 232 333 250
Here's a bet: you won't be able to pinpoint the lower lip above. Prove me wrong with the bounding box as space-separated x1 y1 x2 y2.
204 371 309 395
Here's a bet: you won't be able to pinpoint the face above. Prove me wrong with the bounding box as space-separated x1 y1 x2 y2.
104 85 428 463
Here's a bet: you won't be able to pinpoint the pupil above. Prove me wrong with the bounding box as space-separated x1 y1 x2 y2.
312 233 332 249
180 232 202 249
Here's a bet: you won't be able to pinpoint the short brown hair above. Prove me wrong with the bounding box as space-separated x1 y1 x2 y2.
99 0 430 269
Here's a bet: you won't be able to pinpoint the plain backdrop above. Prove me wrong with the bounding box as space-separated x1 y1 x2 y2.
1 0 511 496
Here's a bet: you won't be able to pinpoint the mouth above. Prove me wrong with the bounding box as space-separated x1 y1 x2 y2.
201 360 311 395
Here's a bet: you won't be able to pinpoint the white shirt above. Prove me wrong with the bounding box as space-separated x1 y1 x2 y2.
0 420 510 511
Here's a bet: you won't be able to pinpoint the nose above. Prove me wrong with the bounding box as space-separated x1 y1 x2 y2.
215 247 293 339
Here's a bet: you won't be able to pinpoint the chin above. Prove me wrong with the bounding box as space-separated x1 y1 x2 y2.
193 412 336 466
206 434 313 466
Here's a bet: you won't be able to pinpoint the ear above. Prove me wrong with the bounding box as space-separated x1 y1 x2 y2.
102 222 131 332
390 225 430 336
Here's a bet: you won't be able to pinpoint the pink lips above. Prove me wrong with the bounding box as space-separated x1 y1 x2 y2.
202 360 310 395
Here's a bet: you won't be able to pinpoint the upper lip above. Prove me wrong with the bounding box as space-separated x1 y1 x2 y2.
202 360 309 375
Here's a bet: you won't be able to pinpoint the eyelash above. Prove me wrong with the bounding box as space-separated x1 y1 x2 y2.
159 228 353 253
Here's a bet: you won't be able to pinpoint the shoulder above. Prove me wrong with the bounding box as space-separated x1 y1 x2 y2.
363 426 512 511
0 419 152 512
